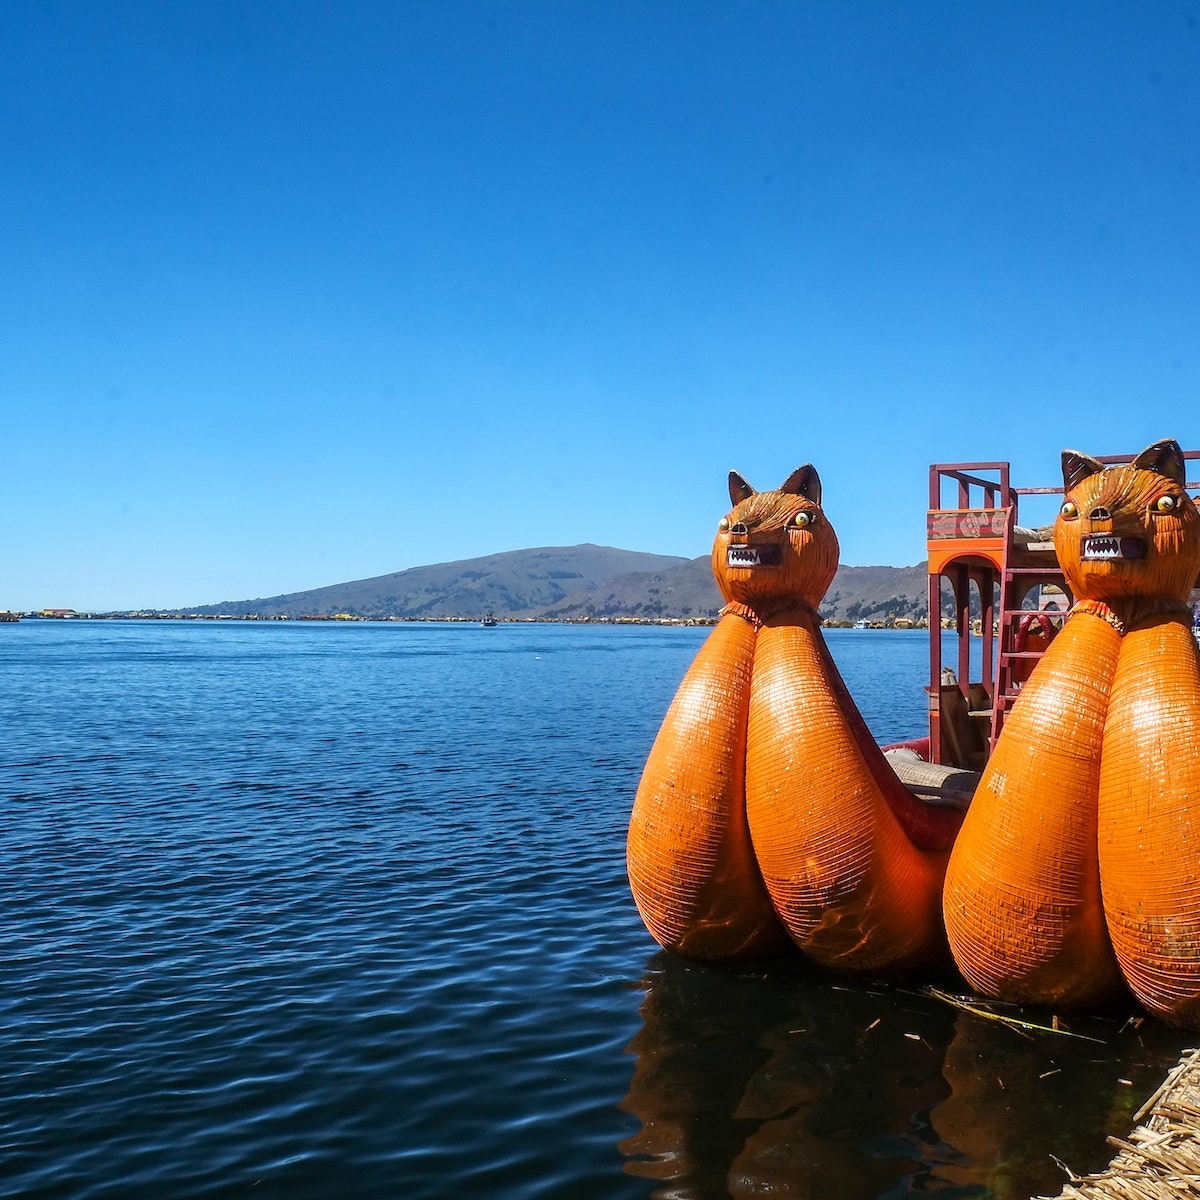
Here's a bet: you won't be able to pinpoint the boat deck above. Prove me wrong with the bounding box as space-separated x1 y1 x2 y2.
1035 1047 1200 1198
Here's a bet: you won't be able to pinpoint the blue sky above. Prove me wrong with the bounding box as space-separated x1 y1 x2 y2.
4 2 1199 611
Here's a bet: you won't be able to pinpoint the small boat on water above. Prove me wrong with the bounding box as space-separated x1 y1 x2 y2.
0 611 20 623
481 612 498 627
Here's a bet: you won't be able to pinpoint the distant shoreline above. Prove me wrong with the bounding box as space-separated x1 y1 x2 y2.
7 548 927 628
6 611 932 630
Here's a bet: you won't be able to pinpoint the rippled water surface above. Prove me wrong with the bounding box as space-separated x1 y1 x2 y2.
0 621 1190 1198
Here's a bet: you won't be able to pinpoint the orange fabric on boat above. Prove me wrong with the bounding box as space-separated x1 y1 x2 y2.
1099 615 1200 1027
942 611 1123 1006
746 608 950 974
627 611 791 961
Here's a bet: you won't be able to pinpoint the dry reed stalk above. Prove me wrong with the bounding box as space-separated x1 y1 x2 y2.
922 986 1107 1043
1033 1048 1200 1200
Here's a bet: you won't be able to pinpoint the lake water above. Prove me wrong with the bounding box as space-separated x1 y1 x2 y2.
0 620 1190 1199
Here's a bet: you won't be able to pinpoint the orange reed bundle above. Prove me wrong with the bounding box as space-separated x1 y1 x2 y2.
942 611 1123 1006
746 609 951 973
628 466 962 970
944 438 1200 1026
1100 615 1200 1025
626 612 790 961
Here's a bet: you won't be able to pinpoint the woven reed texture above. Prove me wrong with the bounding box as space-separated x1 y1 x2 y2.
943 612 1123 1007
1033 1048 1200 1199
810 629 966 851
627 613 790 961
1100 618 1200 1027
744 610 949 974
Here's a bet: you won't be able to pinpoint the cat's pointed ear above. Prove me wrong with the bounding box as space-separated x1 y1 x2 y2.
728 471 756 506
1062 450 1105 493
1132 438 1186 486
780 464 822 506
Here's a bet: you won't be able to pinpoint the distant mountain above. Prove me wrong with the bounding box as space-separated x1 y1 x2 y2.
537 559 929 624
179 545 935 623
539 556 721 621
819 563 931 624
184 545 692 619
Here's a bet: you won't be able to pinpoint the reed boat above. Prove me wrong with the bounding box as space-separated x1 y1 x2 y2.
629 444 1200 1028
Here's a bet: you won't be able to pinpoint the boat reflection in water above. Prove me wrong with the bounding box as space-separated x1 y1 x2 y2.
619 953 1192 1199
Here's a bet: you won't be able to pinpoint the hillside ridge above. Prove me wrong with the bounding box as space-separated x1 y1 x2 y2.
177 544 932 624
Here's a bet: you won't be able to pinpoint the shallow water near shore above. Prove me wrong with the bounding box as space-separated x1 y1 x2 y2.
0 620 1190 1198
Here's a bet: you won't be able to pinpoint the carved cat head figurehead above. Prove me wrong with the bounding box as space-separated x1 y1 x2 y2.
711 465 840 611
1055 438 1200 604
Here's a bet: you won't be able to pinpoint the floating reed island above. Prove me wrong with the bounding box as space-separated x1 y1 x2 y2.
1035 1048 1200 1199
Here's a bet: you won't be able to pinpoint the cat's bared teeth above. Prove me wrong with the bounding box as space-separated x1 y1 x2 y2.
1082 535 1146 561
1083 535 1120 560
726 543 782 568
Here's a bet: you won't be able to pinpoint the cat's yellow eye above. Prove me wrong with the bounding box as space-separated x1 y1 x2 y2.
793 511 814 529
1153 494 1179 514
718 516 731 532
1060 501 1079 519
